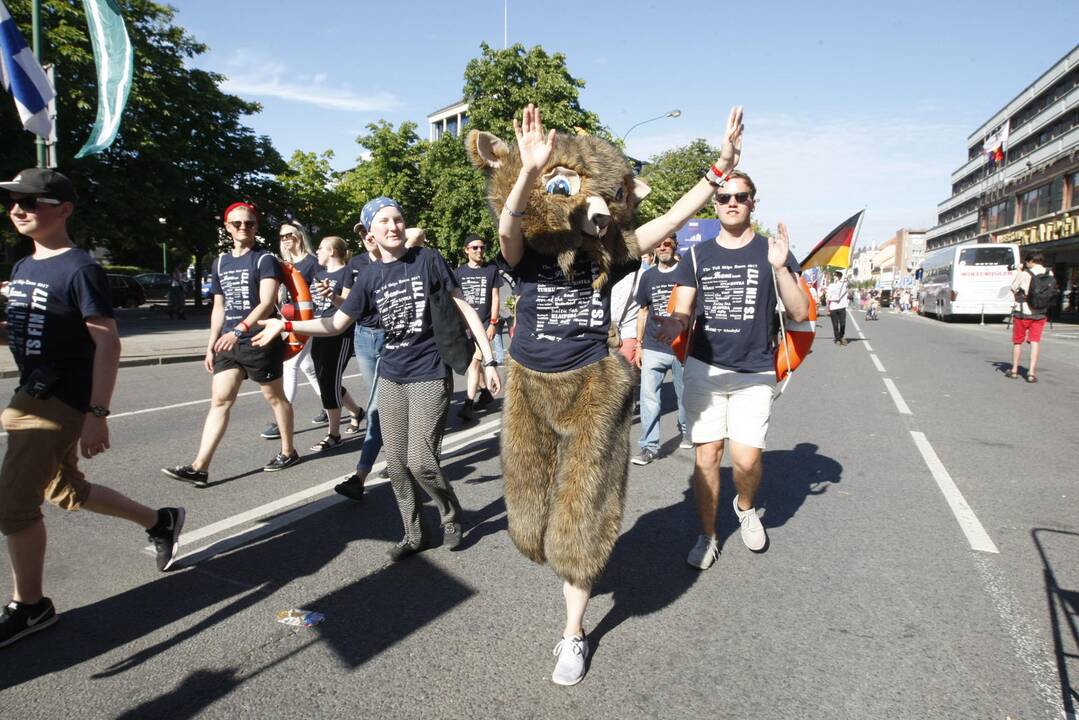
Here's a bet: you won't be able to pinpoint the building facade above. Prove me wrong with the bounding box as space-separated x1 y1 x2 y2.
925 45 1079 315
427 100 470 141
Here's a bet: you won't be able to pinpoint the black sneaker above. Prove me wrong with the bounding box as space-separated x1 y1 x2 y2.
161 465 209 488
263 451 300 472
260 422 281 440
147 507 185 572
631 449 658 466
474 389 494 410
387 538 426 562
334 474 366 503
311 410 328 425
443 522 463 550
1 597 58 648
457 399 474 421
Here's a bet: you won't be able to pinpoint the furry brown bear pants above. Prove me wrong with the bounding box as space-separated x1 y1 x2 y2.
502 354 634 588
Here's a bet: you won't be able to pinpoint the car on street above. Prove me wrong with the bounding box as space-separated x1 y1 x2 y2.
108 274 146 308
134 272 174 303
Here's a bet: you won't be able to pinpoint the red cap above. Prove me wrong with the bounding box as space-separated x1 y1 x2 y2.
223 201 258 222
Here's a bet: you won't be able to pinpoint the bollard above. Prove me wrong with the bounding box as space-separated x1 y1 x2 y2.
980 305 985 325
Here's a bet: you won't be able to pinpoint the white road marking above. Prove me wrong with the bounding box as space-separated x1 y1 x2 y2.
862 341 874 352
910 431 998 554
882 378 912 415
869 354 885 372
145 418 503 561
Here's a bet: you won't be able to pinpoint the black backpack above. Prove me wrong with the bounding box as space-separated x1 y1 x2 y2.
1026 272 1059 311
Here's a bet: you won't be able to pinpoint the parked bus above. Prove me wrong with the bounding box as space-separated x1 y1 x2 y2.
917 242 1020 320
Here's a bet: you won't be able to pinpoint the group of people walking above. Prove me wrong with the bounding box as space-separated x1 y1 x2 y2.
0 103 813 687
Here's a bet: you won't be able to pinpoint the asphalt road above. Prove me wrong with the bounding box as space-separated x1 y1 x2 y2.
0 311 1076 719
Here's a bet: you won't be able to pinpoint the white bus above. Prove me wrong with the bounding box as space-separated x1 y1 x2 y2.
917 242 1020 320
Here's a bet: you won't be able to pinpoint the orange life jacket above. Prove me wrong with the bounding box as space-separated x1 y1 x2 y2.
279 262 314 359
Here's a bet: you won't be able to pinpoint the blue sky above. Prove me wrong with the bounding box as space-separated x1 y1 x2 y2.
172 0 1078 257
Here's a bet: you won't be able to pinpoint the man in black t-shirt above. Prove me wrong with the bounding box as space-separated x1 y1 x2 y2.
0 169 184 649
161 202 297 487
657 171 809 571
455 235 501 420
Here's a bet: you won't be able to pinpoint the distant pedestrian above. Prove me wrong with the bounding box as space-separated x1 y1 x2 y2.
1008 252 1057 383
161 201 298 488
0 168 184 649
455 235 501 421
167 266 187 320
826 271 849 345
631 233 688 466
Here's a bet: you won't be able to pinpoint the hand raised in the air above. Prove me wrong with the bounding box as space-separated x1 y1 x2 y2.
769 222 792 270
514 104 556 173
717 106 744 172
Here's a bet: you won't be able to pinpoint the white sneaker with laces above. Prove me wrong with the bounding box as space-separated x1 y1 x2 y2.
678 432 693 450
733 496 767 551
551 634 589 686
686 534 720 570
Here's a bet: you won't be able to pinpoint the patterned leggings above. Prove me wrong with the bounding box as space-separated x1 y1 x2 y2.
377 375 460 543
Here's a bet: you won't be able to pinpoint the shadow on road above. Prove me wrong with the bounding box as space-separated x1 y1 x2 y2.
1032 528 1079 718
1 483 473 694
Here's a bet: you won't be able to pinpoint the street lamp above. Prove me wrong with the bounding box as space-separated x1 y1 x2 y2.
158 217 168 273
620 109 681 143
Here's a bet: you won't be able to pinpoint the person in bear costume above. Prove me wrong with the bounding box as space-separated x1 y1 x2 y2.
468 104 744 685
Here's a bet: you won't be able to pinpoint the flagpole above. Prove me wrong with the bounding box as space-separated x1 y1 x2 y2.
31 0 45 167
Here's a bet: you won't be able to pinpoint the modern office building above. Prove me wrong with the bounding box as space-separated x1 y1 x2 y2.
925 45 1078 314
427 100 470 141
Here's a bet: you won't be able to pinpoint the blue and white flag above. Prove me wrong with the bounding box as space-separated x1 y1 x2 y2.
75 0 133 158
0 0 54 138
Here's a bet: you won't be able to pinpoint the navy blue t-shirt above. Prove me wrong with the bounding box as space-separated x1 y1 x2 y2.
312 266 347 319
290 254 319 287
669 234 799 372
342 253 380 329
340 247 459 382
455 263 500 322
499 247 637 373
5 248 113 411
210 249 281 335
635 263 681 353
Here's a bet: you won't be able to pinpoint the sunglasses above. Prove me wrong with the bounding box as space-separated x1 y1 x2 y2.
4 196 63 212
658 241 676 248
229 220 257 229
715 192 751 205
279 232 298 240
467 245 485 251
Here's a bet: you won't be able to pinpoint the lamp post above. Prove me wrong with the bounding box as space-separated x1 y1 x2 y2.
620 109 682 143
158 217 167 273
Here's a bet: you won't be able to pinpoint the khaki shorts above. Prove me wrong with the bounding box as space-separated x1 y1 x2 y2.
0 391 90 535
682 357 775 448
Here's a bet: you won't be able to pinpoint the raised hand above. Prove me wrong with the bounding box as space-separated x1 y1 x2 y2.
514 104 556 173
717 106 744 172
769 222 791 269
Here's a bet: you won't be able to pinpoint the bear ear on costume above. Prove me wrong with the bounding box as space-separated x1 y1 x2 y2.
630 177 651 205
467 129 509 170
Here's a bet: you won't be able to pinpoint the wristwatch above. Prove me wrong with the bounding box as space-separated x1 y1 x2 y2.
484 359 499 368
232 327 244 338
89 405 110 417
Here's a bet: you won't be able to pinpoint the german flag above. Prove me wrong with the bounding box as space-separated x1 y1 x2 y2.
800 210 863 270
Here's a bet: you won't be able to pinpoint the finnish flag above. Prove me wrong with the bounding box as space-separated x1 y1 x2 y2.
0 0 54 138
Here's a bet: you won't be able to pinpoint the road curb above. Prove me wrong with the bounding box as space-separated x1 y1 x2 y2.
0 352 206 379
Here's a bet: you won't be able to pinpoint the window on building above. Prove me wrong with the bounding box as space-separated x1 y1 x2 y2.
445 117 458 137
985 198 1014 231
1070 171 1079 208
460 113 469 128
1050 176 1064 213
1019 183 1052 221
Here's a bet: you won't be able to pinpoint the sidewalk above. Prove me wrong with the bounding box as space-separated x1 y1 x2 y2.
1 304 212 378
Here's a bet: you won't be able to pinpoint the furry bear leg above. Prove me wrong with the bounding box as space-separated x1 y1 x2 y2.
544 355 634 588
501 360 559 565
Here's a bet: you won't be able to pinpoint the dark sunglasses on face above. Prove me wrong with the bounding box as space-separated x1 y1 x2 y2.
279 232 297 240
715 192 751 205
229 220 256 229
658 241 676 248
468 245 484 251
4 196 63 212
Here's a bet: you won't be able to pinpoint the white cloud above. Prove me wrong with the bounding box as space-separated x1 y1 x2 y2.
218 49 401 113
626 112 969 258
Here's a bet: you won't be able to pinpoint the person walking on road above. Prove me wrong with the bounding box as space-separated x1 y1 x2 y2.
826 271 849 345
657 171 809 571
1008 252 1057 383
161 202 298 488
0 169 184 649
455 235 501 421
631 233 689 466
253 197 499 560
307 236 364 450
167 266 187 320
260 221 323 440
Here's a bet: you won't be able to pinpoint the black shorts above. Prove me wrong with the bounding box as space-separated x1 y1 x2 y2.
213 338 284 384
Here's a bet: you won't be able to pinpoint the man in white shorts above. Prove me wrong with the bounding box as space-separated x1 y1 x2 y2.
657 171 809 569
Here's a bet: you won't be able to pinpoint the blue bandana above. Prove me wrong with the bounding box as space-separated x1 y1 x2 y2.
360 196 403 230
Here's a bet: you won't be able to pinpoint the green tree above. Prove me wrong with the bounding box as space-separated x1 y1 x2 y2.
0 0 284 292
416 133 495 263
276 150 352 239
638 139 720 224
462 42 606 141
337 120 427 237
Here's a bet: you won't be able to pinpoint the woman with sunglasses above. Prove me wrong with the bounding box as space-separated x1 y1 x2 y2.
253 197 500 560
307 236 364 451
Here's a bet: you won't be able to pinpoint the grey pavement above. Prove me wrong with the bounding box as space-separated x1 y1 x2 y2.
0 313 1075 719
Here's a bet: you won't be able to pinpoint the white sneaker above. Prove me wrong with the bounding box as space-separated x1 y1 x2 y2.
686 534 720 570
733 496 767 551
678 432 694 450
551 634 589 686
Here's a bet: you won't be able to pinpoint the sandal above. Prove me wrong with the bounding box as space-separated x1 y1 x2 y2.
343 408 365 434
309 434 342 453
1026 375 1038 383
1005 370 1019 379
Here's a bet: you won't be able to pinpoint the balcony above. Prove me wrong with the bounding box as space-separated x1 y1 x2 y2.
926 210 977 242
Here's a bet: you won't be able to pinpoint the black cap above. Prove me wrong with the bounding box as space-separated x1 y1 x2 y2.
0 168 78 204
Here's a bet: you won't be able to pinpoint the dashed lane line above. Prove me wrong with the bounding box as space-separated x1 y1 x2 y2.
882 378 912 415
869 354 885 372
